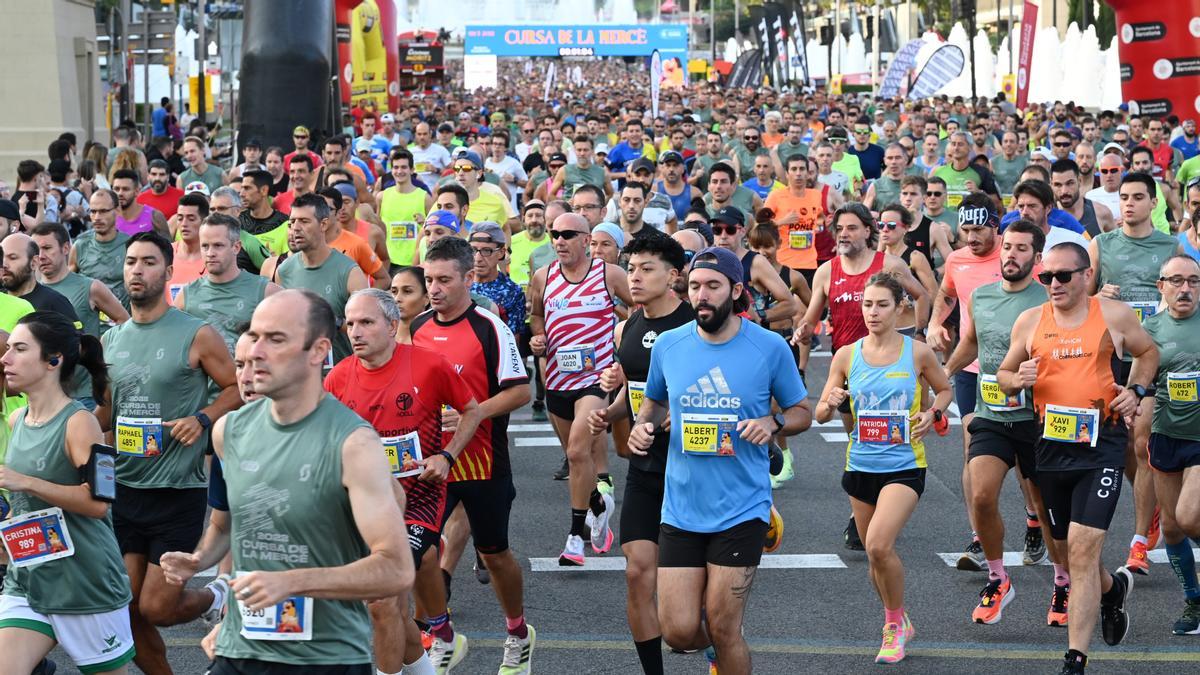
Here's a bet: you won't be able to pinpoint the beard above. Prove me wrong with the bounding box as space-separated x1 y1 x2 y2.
1001 258 1034 282
0 263 31 292
695 293 735 333
128 275 167 306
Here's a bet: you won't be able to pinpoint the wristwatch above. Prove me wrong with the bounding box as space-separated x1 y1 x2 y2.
194 411 213 429
436 450 456 466
1127 384 1148 400
771 413 786 434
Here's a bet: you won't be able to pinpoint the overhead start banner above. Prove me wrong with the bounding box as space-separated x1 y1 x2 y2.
465 24 688 58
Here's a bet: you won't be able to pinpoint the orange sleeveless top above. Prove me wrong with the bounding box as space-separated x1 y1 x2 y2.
1029 296 1121 427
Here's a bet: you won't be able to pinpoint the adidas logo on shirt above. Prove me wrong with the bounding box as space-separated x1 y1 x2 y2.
679 367 742 408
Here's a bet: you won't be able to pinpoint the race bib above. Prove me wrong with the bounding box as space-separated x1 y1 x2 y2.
856 410 910 445
98 310 116 326
383 431 423 478
555 344 596 373
1 507 74 568
414 162 433 174
946 191 966 208
627 381 646 417
1042 404 1100 447
1167 371 1200 403
239 588 313 641
115 416 164 457
681 412 738 456
979 373 1025 412
1127 301 1160 322
1001 194 1014 209
788 228 814 250
389 221 418 241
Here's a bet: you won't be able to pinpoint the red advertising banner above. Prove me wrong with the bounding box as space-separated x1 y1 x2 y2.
1106 0 1200 118
1015 1 1038 109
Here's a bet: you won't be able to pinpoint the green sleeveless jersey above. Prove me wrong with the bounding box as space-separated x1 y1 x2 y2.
276 250 356 364
1144 309 1200 440
991 153 1028 195
181 271 268 355
873 175 902 207
216 396 373 666
704 186 756 224
1094 228 1179 306
696 153 732 177
970 281 1047 422
562 163 607 199
102 308 209 488
74 230 131 308
43 272 100 400
774 141 809 170
378 186 428 267
3 401 131 614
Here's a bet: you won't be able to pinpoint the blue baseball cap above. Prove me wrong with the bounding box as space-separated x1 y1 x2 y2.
689 246 744 285
424 210 461 233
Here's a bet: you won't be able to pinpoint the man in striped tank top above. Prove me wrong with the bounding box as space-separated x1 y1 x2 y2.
528 213 633 566
998 242 1158 675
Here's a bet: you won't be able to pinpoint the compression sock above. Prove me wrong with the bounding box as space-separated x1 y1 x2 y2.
427 612 454 641
1166 538 1200 600
987 559 1007 583
506 613 529 639
1053 563 1070 587
884 606 905 625
571 508 588 537
634 636 664 675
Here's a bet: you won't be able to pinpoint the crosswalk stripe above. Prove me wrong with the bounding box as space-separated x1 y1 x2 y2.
509 423 554 433
529 553 847 572
515 436 563 447
937 552 1051 567
1148 548 1200 564
821 432 849 442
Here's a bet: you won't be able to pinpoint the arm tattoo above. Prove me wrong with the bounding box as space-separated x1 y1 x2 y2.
731 566 757 600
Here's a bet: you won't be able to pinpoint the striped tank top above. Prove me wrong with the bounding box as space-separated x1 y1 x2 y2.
543 257 615 391
845 336 925 472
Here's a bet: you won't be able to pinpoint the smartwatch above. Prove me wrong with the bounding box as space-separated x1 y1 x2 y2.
194 411 213 429
1127 384 1147 400
771 413 786 434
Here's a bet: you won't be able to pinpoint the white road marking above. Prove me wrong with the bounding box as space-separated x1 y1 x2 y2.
509 424 555 433
530 553 847 572
515 436 563 447
937 552 1052 567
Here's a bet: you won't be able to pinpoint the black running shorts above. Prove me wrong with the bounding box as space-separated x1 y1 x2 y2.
1148 433 1200 473
658 519 769 568
442 476 516 555
545 386 606 421
1036 466 1124 540
841 468 927 504
407 522 441 571
620 466 665 546
113 485 207 565
967 417 1040 480
209 657 372 675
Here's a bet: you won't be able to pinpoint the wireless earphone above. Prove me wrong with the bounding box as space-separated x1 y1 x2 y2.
49 357 60 366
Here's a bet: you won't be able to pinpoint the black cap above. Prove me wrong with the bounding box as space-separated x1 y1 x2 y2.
630 157 656 175
659 150 684 164
243 138 262 149
549 152 568 165
709 206 744 228
0 199 20 221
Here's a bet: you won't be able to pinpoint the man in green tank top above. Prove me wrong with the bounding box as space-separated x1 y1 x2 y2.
864 144 907 213
73 189 132 308
1087 172 1185 576
175 215 281 354
692 131 732 188
549 136 611 201
1141 254 1200 635
275 194 367 366
375 149 434 272
703 162 761 225
944 220 1065 625
100 231 242 674
33 222 129 338
160 289 412 674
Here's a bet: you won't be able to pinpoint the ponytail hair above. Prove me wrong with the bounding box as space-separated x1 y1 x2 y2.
16 311 109 400
79 333 109 402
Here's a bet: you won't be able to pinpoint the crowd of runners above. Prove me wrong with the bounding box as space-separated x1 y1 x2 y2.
0 57 1198 675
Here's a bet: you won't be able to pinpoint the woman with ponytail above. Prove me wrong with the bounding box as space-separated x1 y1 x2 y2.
0 311 134 674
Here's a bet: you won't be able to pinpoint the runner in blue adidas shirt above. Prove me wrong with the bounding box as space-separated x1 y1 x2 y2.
632 246 811 674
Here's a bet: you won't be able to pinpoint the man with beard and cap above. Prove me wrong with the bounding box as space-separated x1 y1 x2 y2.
1052 159 1115 238
731 125 770 183
629 245 810 674
111 169 171 238
136 159 184 220
1 232 78 322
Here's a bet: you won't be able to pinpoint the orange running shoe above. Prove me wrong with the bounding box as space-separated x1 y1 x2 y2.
1047 584 1070 627
1147 506 1162 550
973 576 1015 625
763 505 784 553
1125 540 1150 576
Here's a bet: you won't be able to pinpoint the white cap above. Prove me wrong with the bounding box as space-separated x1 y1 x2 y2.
1033 147 1056 162
184 181 210 196
595 142 610 154
1101 142 1127 156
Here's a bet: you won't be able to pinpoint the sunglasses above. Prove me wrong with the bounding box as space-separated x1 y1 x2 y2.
879 220 902 230
1037 266 1089 285
453 164 476 172
744 136 760 141
1053 142 1072 148
1099 167 1122 175
293 135 308 139
854 129 870 134
926 191 944 198
550 229 585 240
712 224 740 236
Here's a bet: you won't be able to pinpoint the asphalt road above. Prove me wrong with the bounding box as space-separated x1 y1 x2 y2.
43 350 1200 674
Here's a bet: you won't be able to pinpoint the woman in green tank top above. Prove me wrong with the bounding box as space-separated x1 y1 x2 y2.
0 311 135 674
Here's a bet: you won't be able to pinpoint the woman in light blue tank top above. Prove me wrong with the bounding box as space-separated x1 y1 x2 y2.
815 273 952 665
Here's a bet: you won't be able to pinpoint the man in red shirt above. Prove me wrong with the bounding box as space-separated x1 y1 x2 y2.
1139 117 1175 179
137 159 184 220
326 288 484 674
272 154 314 215
282 125 322 173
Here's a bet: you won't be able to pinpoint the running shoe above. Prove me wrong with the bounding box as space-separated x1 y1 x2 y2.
768 443 783 476
201 575 231 626
531 401 548 422
844 516 864 551
428 632 469 674
596 477 615 497
552 456 569 480
972 576 1015 625
1101 567 1133 646
704 645 718 674
590 491 615 554
901 613 915 642
498 624 536 675
763 505 784 553
770 446 796 489
1172 598 1200 635
957 539 986 571
1023 526 1047 565
1048 584 1070 627
474 551 490 585
1147 506 1162 550
1125 541 1150 576
874 622 907 664
558 534 585 566
1059 650 1087 675
421 630 434 651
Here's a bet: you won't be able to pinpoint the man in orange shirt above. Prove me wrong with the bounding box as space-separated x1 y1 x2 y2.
316 186 388 288
764 155 841 292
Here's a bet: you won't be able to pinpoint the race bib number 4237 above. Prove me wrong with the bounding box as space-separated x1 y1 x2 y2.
681 413 738 456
